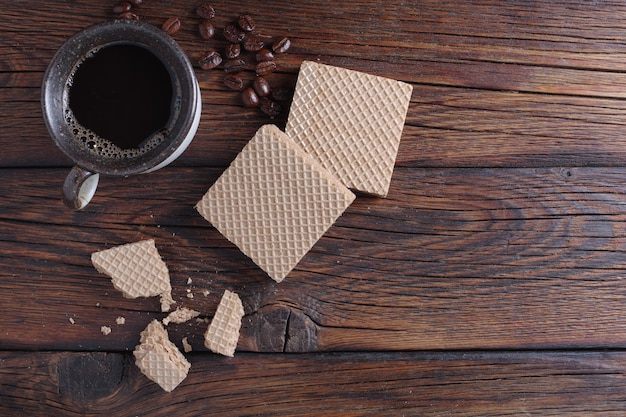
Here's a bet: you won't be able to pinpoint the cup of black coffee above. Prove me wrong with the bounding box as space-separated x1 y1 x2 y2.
42 20 201 209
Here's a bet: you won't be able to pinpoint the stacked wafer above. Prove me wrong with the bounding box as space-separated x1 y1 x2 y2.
197 61 412 282
133 320 191 393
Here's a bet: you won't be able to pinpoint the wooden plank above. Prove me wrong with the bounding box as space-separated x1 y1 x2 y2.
5 1 626 168
3 166 626 351
1 350 625 416
10 82 626 169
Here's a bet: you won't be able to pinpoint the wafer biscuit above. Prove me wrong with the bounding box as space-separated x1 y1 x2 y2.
91 239 174 312
134 320 190 392
285 61 413 197
204 290 244 357
195 124 356 282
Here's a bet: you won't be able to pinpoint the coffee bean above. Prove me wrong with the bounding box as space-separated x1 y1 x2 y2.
272 37 291 54
243 35 264 52
223 23 245 43
162 17 181 35
260 98 282 117
255 48 275 62
253 76 271 97
117 11 139 20
127 0 143 6
225 43 241 59
196 3 215 19
199 49 222 70
198 20 215 40
224 74 245 91
238 14 256 32
242 87 260 108
256 60 277 76
224 58 246 73
112 1 132 14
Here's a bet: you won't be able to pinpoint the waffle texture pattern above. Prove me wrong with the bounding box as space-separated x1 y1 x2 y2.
285 61 413 197
134 320 190 392
196 125 355 282
204 290 244 357
91 239 174 311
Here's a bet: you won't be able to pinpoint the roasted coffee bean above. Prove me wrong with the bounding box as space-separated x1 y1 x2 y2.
253 76 271 97
199 49 222 70
242 87 260 108
112 1 132 14
271 86 292 101
260 97 282 117
243 35 264 52
223 23 245 43
272 36 291 54
224 74 245 91
198 20 215 40
196 3 215 19
225 43 241 59
255 48 275 62
238 14 256 32
224 58 246 73
256 60 277 76
117 11 139 20
162 17 181 35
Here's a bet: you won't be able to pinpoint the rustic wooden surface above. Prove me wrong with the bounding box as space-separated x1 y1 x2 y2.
3 0 626 414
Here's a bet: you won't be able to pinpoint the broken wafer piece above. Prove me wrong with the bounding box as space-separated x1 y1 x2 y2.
91 239 174 312
195 124 355 282
285 61 413 197
204 289 244 357
134 320 190 392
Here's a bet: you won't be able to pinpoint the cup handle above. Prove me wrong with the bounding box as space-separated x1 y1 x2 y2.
62 166 100 210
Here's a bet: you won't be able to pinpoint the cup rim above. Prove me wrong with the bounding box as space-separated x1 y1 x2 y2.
41 19 200 176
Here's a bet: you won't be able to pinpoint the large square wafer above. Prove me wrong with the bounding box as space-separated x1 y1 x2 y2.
285 61 413 197
134 320 190 392
204 290 244 357
195 124 356 282
91 239 174 312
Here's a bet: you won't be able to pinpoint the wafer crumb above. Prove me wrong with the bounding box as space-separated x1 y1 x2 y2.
182 337 192 353
68 317 75 324
116 316 126 325
101 326 112 335
163 307 201 326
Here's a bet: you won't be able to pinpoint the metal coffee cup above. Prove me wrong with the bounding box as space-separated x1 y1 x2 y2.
41 20 201 209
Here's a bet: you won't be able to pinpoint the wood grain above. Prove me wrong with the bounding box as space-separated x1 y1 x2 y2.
3 166 626 352
6 1 626 168
2 350 626 416
4 0 626 414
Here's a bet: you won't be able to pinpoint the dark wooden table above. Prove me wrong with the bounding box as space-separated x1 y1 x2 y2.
3 0 626 415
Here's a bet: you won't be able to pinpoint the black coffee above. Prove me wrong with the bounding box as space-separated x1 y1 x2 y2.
68 44 172 151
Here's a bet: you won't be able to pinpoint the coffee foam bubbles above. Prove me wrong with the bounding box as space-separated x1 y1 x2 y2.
64 107 167 159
